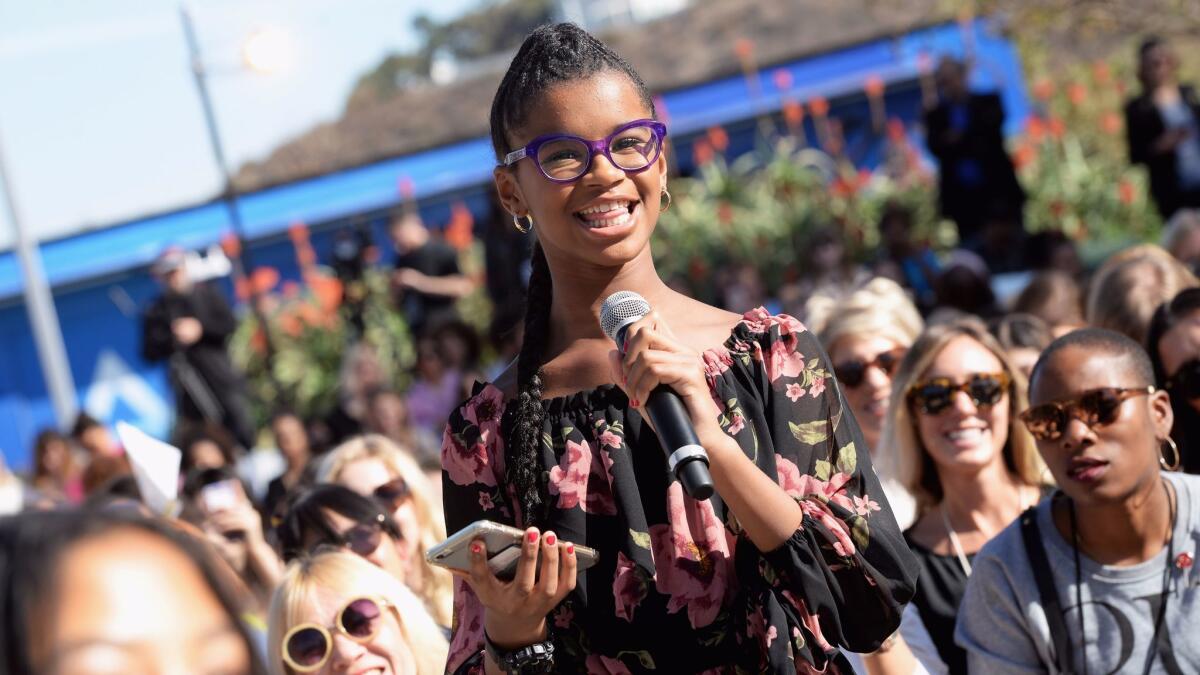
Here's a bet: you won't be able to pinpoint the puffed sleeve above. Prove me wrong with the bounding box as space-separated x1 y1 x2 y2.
440 384 514 674
717 310 918 657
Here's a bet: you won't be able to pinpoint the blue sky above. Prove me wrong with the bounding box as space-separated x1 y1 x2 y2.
0 0 481 248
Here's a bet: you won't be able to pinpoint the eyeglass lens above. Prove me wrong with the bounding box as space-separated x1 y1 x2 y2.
536 124 661 180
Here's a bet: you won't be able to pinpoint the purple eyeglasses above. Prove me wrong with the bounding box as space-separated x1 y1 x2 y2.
502 119 667 184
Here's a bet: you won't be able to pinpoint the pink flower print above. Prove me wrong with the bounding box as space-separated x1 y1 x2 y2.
478 491 494 511
786 383 804 402
585 655 632 674
783 590 835 654
548 440 617 515
613 551 649 622
598 429 622 449
702 346 735 382
765 338 805 383
727 412 745 435
649 483 735 628
853 495 881 517
553 605 574 629
739 308 807 336
775 455 855 511
800 499 856 557
447 579 485 673
442 426 497 487
808 377 826 398
765 625 778 648
464 384 504 439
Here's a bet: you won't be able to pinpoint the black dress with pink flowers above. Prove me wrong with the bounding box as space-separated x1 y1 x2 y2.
441 309 918 674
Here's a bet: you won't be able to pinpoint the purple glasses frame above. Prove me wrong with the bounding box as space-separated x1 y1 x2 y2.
502 119 668 184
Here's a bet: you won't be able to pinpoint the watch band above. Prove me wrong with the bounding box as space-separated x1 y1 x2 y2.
483 631 555 673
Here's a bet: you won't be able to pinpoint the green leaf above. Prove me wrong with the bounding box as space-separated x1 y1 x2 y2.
807 357 819 370
789 419 828 445
851 517 870 551
616 651 656 669
560 426 574 437
814 460 831 481
836 442 857 475
629 529 652 550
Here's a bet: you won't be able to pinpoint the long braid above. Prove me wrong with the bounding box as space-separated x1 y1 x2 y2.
507 242 552 526
489 23 655 527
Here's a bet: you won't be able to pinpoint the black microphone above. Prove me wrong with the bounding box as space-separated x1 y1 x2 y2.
600 291 715 500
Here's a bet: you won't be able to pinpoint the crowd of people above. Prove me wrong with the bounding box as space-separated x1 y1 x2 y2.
2 24 1200 675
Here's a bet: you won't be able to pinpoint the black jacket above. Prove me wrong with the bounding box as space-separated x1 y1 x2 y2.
1125 85 1200 218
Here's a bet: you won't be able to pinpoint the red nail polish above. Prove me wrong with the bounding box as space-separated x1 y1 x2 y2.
527 531 539 544
566 544 575 555
630 398 639 408
546 533 557 546
470 543 483 555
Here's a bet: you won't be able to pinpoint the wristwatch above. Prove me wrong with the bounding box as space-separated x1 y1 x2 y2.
483 631 555 674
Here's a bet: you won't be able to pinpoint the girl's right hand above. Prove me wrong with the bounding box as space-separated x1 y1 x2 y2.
460 527 578 647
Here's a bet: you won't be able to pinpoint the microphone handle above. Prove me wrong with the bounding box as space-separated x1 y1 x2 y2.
643 385 715 500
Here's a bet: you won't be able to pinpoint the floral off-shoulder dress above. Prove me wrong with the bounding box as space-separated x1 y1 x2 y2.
441 309 918 674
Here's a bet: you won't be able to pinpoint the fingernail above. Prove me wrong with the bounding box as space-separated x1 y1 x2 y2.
566 544 575 555
470 542 483 555
527 530 539 544
545 533 557 546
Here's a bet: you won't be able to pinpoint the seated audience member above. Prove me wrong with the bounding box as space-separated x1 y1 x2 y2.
873 201 941 312
1147 287 1200 474
71 412 121 459
267 549 447 675
806 277 923 528
433 318 486 402
31 429 83 504
0 509 266 674
318 435 452 628
326 342 385 443
182 466 284 619
1024 229 1083 278
990 313 1054 382
1085 244 1197 345
365 388 440 469
275 484 411 588
405 335 463 438
957 329 1200 673
264 410 314 520
179 422 240 473
879 317 1047 673
1012 271 1086 338
932 250 1000 320
1162 208 1200 273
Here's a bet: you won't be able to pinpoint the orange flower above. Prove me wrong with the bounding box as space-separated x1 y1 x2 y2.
307 274 343 313
773 69 793 91
1101 112 1122 135
1026 115 1046 143
734 38 754 61
1032 79 1055 102
1049 201 1066 218
250 267 280 295
445 201 475 251
864 75 885 99
287 221 310 245
282 281 300 299
707 126 729 153
782 100 805 128
219 232 242 258
1012 144 1037 170
1118 179 1135 205
1067 83 1087 106
886 117 906 143
717 201 734 225
692 139 714 166
808 96 829 117
1047 115 1066 140
1092 61 1111 85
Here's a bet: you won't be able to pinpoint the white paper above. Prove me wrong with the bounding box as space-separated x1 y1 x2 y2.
116 421 182 516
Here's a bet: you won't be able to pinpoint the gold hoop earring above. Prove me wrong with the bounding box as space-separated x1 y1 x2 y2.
1160 437 1182 471
513 214 533 234
659 188 672 212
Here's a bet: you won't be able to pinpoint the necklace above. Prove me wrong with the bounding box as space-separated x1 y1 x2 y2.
941 486 1032 577
1066 478 1176 675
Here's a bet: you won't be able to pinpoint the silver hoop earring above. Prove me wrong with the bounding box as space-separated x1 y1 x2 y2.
513 214 533 234
660 188 672 212
1160 437 1182 472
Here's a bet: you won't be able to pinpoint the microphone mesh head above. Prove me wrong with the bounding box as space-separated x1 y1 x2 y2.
599 291 651 342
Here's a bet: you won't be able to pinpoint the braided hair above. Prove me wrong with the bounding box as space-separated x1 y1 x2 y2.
490 24 655 526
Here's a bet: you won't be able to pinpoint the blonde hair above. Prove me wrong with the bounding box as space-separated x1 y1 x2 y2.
317 435 452 627
805 277 924 352
878 317 1048 513
267 550 448 675
1086 244 1198 345
1162 209 1200 260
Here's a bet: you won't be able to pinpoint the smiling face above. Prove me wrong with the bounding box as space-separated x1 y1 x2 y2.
286 589 415 675
494 70 666 272
1029 345 1171 506
829 335 904 450
38 528 252 675
913 335 1011 480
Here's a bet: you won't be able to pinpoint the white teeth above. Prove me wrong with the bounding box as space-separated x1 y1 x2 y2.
945 428 983 442
578 201 630 215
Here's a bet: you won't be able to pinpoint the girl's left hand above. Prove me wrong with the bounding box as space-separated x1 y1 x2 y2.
607 311 723 442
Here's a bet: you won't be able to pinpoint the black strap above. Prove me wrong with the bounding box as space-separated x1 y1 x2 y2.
1020 506 1074 674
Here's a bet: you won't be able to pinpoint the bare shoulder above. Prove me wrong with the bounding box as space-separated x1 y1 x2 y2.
671 295 745 351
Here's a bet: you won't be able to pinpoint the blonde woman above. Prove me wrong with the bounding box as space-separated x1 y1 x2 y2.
878 317 1048 674
267 549 448 675
1085 243 1197 345
806 277 922 530
318 435 452 628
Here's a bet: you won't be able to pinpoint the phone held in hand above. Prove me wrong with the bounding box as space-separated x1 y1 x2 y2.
427 520 598 581
200 479 240 513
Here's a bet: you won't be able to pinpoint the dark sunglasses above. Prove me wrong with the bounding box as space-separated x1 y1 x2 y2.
908 372 1011 416
282 597 392 672
1166 358 1200 400
373 477 411 511
834 348 906 388
1019 386 1155 441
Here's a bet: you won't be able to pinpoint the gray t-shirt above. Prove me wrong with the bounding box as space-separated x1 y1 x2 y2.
956 471 1200 674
